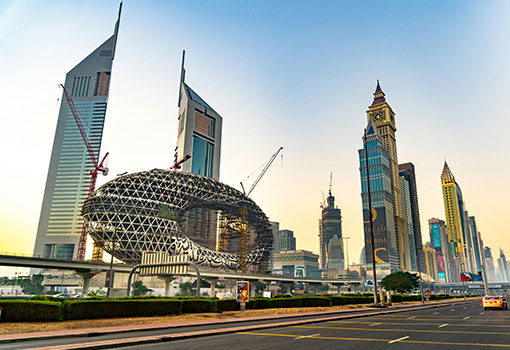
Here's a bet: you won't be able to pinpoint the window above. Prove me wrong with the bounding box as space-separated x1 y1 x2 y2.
191 136 214 177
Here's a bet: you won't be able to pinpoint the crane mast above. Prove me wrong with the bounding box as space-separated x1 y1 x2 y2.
60 84 109 261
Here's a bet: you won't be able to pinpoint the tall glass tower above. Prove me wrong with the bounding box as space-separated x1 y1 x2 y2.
358 119 398 272
33 6 121 260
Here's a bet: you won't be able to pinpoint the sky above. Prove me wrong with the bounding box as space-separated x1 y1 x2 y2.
1 0 509 277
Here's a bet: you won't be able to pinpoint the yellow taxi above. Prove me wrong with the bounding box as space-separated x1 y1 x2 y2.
483 295 508 310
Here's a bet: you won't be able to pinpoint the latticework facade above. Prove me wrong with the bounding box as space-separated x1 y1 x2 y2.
82 169 273 271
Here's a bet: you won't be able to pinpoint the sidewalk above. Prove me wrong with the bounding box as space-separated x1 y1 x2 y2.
0 298 476 344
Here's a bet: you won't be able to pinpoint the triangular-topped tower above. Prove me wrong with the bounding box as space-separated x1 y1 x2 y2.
441 161 455 184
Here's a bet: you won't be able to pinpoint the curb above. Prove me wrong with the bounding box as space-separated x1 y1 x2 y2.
4 299 477 349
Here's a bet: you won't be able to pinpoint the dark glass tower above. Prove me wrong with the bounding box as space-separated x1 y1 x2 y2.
358 119 398 272
320 188 343 270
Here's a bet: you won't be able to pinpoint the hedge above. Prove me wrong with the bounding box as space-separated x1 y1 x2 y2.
0 300 61 322
217 299 239 312
62 299 182 320
180 299 216 314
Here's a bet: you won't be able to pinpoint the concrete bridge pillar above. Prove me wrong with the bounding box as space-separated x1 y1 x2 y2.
77 271 96 295
204 278 219 297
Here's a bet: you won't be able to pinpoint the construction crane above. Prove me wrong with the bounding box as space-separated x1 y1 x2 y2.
60 84 110 261
241 146 284 197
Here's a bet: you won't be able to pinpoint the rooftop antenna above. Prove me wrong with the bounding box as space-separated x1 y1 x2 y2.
329 172 332 196
178 50 186 107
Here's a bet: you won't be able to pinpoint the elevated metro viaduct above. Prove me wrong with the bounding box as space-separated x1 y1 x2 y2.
0 253 359 296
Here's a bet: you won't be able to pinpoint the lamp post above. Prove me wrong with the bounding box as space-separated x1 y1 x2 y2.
363 128 378 305
107 228 117 298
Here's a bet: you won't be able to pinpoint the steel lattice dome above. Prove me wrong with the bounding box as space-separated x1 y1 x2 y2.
82 169 273 270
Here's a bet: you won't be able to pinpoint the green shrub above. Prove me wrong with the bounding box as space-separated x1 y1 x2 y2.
217 299 238 312
62 299 182 320
300 296 332 307
180 298 216 313
0 300 61 322
269 297 302 308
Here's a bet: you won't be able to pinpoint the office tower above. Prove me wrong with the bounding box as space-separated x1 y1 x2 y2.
468 217 482 273
273 250 320 278
358 118 398 272
175 52 223 250
440 161 468 277
399 163 426 273
456 186 476 272
33 6 122 260
428 218 451 283
498 249 509 282
366 81 409 270
423 245 439 281
485 247 496 282
175 51 222 180
400 175 415 270
275 230 296 253
319 183 344 270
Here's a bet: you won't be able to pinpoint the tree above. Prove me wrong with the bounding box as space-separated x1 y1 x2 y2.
20 274 44 295
132 281 152 296
380 271 419 293
179 282 194 296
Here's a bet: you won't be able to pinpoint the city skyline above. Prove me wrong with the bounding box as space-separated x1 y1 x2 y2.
1 1 509 276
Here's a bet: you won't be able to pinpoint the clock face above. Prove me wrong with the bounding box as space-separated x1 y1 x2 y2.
373 111 384 121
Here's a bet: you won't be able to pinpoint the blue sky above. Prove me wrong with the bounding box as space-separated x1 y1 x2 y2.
1 0 509 275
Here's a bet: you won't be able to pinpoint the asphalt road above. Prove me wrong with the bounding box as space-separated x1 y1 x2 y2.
116 302 510 350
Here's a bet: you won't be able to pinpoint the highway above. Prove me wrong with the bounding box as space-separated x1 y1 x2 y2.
112 301 510 350
1 300 498 350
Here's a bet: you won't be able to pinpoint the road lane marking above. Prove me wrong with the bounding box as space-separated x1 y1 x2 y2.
389 336 409 344
451 309 456 311
327 320 510 328
407 316 416 319
481 312 485 315
292 325 510 335
463 316 470 320
434 312 440 314
294 333 320 340
439 323 449 328
464 307 468 309
369 323 381 326
237 332 510 347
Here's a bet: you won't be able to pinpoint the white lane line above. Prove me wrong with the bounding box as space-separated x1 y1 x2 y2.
369 323 382 326
407 316 416 320
464 307 467 309
294 333 320 340
463 316 470 320
480 312 485 315
439 323 449 328
433 312 440 315
451 309 455 312
388 336 410 344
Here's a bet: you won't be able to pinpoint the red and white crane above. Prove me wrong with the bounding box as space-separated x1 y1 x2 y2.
59 84 109 261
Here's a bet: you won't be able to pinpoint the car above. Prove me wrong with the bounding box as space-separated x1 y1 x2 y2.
483 295 508 310
54 293 72 298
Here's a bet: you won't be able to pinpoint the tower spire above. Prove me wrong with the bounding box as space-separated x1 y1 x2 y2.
441 160 455 184
371 80 386 106
178 50 186 107
112 2 122 59
329 172 332 196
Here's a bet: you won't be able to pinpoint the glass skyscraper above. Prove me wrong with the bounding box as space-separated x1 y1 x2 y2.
358 118 398 272
33 6 121 260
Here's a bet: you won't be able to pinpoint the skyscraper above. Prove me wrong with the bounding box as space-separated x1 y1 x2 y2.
275 230 296 253
400 175 415 270
468 216 482 273
498 249 509 282
440 161 467 277
33 6 122 260
359 118 398 272
319 183 344 270
485 247 496 282
366 81 409 270
399 163 426 273
428 218 451 283
175 51 223 250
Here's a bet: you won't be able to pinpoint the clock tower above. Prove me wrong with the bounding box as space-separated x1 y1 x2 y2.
366 81 411 271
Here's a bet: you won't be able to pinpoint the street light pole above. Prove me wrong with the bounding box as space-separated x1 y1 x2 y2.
343 236 351 287
364 128 378 305
107 234 116 298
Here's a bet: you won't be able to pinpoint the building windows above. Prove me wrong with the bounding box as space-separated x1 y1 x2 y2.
43 244 75 260
191 136 214 177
